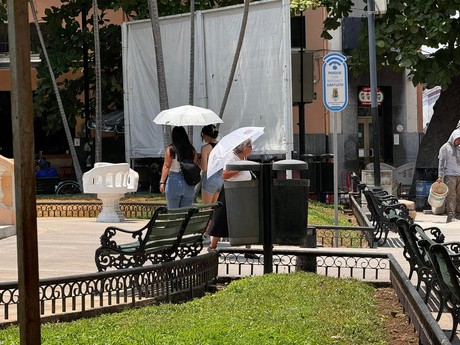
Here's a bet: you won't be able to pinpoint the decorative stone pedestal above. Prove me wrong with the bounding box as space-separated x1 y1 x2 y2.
361 169 394 195
361 169 395 210
0 225 16 240
82 162 139 223
0 155 15 238
96 193 125 222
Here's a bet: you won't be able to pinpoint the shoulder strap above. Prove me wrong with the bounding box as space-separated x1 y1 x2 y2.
172 144 182 162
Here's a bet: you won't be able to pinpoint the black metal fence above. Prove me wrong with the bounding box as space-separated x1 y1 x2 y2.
217 248 390 282
0 248 449 344
0 253 218 327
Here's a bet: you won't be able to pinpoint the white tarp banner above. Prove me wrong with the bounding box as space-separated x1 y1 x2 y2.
122 0 293 159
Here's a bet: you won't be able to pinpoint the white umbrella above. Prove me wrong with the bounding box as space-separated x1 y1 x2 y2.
153 105 223 126
207 126 264 178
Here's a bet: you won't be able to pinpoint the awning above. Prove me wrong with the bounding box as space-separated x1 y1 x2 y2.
87 110 124 133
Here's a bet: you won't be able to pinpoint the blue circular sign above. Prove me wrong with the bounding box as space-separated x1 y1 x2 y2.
322 53 349 112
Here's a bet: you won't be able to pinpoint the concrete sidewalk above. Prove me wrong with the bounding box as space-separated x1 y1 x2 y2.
0 217 148 282
0 211 458 282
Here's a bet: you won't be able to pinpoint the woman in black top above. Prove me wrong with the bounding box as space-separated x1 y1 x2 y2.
159 126 199 208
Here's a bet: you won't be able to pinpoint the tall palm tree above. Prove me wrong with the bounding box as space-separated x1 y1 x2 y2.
29 0 84 188
92 0 102 162
147 0 171 146
187 0 195 141
218 0 250 124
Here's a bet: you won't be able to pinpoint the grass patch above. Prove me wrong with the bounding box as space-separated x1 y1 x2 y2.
308 200 351 226
0 273 386 345
308 200 364 248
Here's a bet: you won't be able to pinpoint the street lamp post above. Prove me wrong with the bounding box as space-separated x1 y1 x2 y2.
298 11 306 159
367 0 381 187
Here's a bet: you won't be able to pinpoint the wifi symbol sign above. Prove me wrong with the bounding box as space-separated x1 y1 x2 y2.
322 53 349 112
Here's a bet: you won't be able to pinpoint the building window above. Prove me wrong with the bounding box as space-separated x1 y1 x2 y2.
0 23 7 53
0 22 50 54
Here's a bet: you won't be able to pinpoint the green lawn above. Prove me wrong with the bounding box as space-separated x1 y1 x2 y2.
0 273 386 345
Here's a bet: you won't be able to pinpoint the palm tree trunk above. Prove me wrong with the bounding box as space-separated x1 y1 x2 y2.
29 0 84 188
93 0 102 162
147 0 171 146
218 0 250 125
187 0 195 141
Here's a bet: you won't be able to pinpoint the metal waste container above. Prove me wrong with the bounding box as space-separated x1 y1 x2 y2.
415 167 438 211
319 154 334 202
271 159 309 245
224 161 261 246
301 154 319 200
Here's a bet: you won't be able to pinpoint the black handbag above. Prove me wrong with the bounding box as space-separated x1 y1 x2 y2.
173 145 201 186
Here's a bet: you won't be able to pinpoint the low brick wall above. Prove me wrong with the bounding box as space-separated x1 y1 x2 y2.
36 201 164 219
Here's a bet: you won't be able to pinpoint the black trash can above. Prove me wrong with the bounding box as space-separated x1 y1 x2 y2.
319 153 334 203
271 159 310 245
301 154 319 200
224 161 261 246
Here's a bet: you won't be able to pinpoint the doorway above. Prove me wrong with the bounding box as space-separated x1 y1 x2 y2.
357 85 393 169
357 116 373 169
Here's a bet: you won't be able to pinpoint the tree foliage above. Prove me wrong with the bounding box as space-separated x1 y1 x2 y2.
290 0 321 15
1 0 240 134
321 0 460 90
0 0 6 22
321 0 460 189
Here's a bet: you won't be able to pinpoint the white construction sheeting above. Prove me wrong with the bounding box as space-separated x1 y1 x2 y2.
122 0 293 159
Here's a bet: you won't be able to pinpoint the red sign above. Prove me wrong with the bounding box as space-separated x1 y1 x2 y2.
358 87 384 106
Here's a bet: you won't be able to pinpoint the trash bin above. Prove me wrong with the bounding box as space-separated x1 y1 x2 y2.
301 154 319 200
415 180 431 211
319 153 334 202
224 161 261 246
271 159 309 245
414 167 437 211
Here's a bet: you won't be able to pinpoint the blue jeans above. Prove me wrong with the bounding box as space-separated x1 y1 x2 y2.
202 169 223 194
165 172 195 208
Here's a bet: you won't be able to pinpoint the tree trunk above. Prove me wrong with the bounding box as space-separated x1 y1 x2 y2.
187 0 195 141
29 0 83 188
93 0 102 162
410 75 460 195
148 0 171 146
218 0 250 125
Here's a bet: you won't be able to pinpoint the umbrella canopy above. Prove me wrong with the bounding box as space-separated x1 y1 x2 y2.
153 105 223 126
207 126 264 178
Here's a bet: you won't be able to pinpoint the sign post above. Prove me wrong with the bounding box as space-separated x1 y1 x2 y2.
322 53 348 240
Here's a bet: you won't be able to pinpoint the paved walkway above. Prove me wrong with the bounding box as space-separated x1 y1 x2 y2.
0 211 459 341
1 211 458 281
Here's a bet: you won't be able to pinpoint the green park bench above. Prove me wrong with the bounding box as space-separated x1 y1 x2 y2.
419 240 460 342
95 203 220 271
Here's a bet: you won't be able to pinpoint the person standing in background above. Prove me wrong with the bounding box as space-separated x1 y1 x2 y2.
159 126 199 208
200 124 223 204
437 128 460 223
